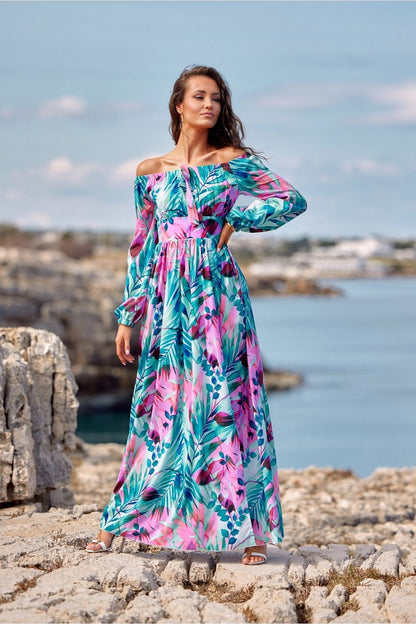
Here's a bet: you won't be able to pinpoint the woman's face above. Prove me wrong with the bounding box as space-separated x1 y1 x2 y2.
177 75 221 130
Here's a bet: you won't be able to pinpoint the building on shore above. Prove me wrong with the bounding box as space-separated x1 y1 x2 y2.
248 236 408 279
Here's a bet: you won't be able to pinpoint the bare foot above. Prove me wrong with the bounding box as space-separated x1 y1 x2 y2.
85 528 114 552
242 543 267 564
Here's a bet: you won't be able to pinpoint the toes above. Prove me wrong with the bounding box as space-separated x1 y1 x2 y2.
242 554 261 563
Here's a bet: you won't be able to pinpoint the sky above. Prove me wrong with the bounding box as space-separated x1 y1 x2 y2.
1 1 415 239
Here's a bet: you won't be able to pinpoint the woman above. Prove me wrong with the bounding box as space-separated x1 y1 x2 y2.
85 65 307 565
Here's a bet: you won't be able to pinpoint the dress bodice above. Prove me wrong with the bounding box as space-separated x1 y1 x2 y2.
115 152 308 327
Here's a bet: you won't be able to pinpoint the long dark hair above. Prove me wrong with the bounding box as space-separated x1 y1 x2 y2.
168 64 265 160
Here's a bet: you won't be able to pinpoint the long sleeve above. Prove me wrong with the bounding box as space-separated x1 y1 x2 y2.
226 153 307 232
114 176 156 327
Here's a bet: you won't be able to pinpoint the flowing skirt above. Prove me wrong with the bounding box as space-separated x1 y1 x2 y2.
100 235 284 551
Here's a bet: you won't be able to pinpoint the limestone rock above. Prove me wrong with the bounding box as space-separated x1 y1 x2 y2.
0 609 56 623
0 327 78 507
148 585 209 623
114 594 167 623
297 544 351 584
117 564 159 594
405 550 416 574
188 555 215 584
160 558 189 584
201 601 247 623
243 587 298 623
385 577 416 623
353 543 377 564
48 590 122 624
213 546 290 592
0 566 44 602
327 584 349 611
361 543 401 577
332 607 389 623
287 553 306 586
352 578 388 609
310 608 338 623
306 585 330 608
305 585 348 622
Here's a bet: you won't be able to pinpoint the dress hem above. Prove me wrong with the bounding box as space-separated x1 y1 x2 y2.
99 524 284 552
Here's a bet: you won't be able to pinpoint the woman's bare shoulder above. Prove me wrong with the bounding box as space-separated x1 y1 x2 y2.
220 147 247 161
136 148 247 176
136 157 163 177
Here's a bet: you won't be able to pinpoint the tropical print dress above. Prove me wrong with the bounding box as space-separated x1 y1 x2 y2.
100 151 307 551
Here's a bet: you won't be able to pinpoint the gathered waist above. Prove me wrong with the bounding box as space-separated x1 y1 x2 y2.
157 216 224 242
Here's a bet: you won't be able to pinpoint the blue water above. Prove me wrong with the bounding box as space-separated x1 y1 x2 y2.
252 277 416 477
77 277 416 478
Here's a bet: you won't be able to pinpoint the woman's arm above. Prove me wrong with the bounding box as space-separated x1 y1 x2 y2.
226 153 307 232
114 176 155 327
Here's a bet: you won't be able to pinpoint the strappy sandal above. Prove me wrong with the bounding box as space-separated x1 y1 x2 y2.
241 550 268 565
85 531 125 553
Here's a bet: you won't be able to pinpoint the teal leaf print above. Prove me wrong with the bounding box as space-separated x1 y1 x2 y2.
102 152 307 550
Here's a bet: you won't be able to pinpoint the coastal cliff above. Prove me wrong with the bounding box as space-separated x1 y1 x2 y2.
0 327 78 507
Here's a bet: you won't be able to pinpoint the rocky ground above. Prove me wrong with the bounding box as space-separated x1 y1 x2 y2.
0 438 415 623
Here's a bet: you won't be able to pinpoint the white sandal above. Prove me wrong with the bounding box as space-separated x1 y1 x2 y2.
241 550 268 565
85 531 125 553
85 538 113 552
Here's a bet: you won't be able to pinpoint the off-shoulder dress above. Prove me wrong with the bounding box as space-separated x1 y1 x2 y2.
99 151 307 551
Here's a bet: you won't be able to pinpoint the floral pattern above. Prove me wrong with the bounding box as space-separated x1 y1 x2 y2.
100 151 307 551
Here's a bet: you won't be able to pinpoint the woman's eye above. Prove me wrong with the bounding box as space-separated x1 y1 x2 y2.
194 96 220 103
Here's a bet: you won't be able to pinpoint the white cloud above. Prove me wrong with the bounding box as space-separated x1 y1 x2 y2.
9 157 144 191
111 159 139 184
40 157 147 186
256 90 332 109
252 80 416 125
366 80 416 124
108 101 141 114
0 107 14 120
38 96 88 119
253 83 360 110
278 156 304 171
341 159 399 176
39 157 104 184
0 96 143 122
15 211 52 229
3 188 25 201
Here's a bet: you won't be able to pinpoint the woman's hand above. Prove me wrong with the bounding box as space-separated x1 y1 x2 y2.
216 221 235 252
115 324 135 366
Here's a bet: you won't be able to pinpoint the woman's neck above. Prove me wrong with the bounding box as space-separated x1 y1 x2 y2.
174 128 214 163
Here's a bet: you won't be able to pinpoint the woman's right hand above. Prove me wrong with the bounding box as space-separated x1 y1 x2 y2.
115 324 135 366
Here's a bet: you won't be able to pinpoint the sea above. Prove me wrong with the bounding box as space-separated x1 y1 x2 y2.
76 277 416 478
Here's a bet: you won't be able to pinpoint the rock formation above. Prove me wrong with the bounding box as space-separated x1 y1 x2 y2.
244 272 343 297
0 327 78 508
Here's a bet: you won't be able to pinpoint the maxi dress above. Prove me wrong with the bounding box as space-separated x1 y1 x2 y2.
100 151 307 551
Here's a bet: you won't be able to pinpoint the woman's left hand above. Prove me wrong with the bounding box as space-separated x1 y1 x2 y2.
216 221 235 252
